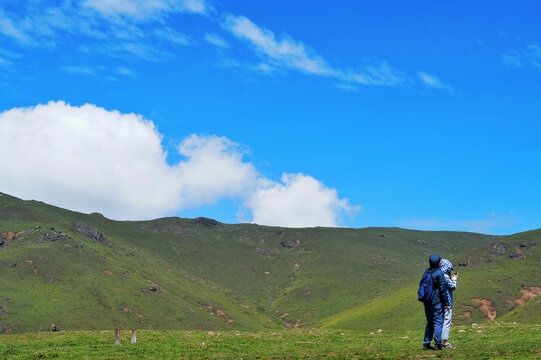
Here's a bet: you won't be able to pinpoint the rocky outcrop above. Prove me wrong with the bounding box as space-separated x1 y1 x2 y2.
75 223 111 246
280 239 296 249
487 242 507 256
509 247 526 260
255 247 272 256
193 217 222 227
39 229 71 243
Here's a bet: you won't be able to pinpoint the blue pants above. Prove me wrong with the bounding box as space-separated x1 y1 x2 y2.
424 302 443 345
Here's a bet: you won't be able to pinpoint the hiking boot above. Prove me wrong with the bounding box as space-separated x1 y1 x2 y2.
423 344 435 350
443 342 455 349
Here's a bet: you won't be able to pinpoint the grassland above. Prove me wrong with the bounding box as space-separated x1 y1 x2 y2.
1 192 540 335
322 228 541 331
1 323 540 359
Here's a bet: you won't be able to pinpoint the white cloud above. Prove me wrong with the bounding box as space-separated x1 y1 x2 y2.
60 65 96 75
248 174 360 228
182 0 208 16
222 14 334 76
501 44 541 72
0 101 256 220
0 56 12 67
334 83 358 92
501 53 522 67
0 1 205 60
0 5 99 47
113 42 174 61
117 66 135 77
153 27 191 45
253 62 275 74
0 101 358 227
525 44 541 71
221 13 405 87
205 33 229 48
176 135 258 207
82 0 209 21
397 214 519 235
418 71 454 93
340 62 405 87
0 9 35 45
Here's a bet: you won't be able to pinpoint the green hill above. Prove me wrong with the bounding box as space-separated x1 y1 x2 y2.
321 229 541 331
1 192 539 334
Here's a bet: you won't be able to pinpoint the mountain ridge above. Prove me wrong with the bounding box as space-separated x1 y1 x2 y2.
1 192 538 333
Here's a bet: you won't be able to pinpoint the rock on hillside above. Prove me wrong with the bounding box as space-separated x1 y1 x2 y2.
75 223 111 246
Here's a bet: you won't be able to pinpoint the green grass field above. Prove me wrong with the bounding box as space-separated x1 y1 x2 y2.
1 192 507 333
2 190 541 359
1 323 540 359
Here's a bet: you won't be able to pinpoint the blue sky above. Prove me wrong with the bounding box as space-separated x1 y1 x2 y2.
1 0 540 234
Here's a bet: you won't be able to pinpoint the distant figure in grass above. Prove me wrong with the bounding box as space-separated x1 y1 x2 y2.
418 254 448 351
440 258 458 349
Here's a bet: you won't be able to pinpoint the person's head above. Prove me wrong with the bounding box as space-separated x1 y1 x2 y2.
429 254 441 269
440 258 453 275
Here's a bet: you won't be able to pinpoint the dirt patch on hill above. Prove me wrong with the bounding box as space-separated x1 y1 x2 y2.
1 231 25 241
455 311 471 319
471 298 497 322
505 286 541 306
199 303 235 325
457 255 473 267
285 318 307 328
0 231 26 247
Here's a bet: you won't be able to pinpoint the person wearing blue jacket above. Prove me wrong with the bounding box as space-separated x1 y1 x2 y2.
423 254 448 351
440 258 458 348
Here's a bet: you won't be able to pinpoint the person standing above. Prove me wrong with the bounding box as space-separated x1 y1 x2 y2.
440 258 458 349
421 254 448 351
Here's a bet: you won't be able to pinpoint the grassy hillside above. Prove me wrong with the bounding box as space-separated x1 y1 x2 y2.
1 324 540 359
120 221 497 327
2 192 539 334
322 229 541 331
0 194 273 333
